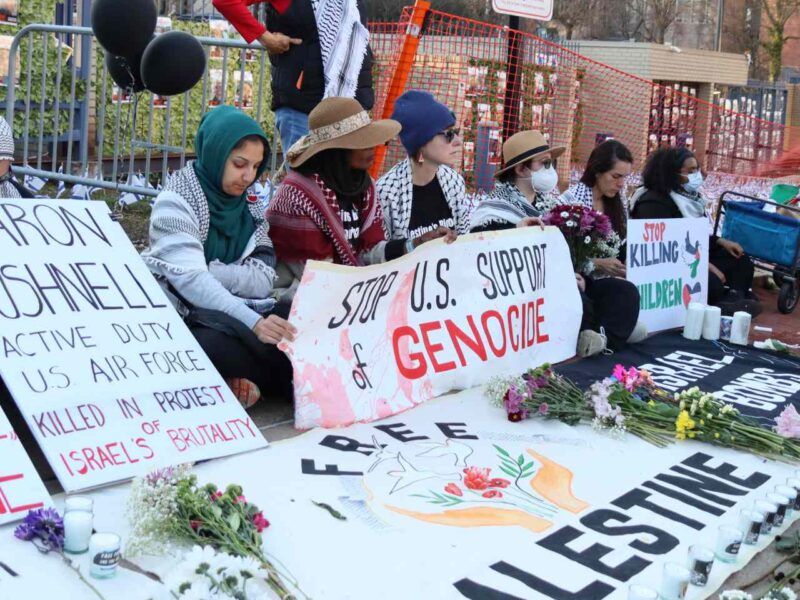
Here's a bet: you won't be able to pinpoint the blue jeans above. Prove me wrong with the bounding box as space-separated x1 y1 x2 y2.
275 107 309 161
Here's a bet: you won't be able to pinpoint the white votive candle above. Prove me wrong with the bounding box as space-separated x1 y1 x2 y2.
754 500 779 533
628 584 659 600
715 525 743 563
702 306 721 340
683 303 705 340
63 509 93 554
88 533 121 579
738 509 764 545
729 311 751 345
686 545 715 586
659 562 691 600
767 492 791 527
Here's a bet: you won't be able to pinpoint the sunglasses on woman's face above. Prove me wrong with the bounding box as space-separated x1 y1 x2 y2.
438 128 460 143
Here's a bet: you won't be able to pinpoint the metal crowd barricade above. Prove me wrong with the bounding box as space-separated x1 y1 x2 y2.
4 24 275 200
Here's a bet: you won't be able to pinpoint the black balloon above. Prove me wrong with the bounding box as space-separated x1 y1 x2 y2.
141 31 206 97
91 0 157 58
105 36 152 93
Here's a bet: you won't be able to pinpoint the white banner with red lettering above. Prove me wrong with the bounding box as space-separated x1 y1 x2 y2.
285 227 582 429
0 407 50 525
0 198 267 492
626 218 710 333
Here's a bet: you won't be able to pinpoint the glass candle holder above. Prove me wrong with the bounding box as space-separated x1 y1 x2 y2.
659 562 691 600
63 496 94 554
628 584 659 600
715 525 743 563
775 485 797 517
738 509 764 545
754 500 778 534
686 545 715 586
88 533 121 579
787 478 800 510
766 492 791 528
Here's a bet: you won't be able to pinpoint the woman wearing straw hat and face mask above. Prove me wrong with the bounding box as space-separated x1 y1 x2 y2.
268 97 442 302
143 106 295 410
377 90 469 246
470 131 642 357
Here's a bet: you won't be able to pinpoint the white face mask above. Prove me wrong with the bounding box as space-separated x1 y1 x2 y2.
531 165 559 193
683 171 704 193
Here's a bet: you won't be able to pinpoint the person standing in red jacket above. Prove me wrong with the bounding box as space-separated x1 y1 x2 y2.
213 0 375 159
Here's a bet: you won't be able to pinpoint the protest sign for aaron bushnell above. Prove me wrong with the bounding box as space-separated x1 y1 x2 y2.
285 227 583 429
0 198 266 492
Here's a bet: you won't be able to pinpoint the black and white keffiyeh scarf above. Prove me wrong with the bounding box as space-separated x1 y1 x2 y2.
312 0 369 99
469 181 543 229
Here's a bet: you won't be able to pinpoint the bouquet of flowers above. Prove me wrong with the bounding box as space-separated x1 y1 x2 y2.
489 364 800 461
127 465 304 600
541 204 619 272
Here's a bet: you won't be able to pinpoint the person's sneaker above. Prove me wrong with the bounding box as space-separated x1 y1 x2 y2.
226 378 261 409
577 329 608 358
627 321 649 344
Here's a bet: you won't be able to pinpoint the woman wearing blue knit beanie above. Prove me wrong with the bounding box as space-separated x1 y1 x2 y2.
377 90 470 253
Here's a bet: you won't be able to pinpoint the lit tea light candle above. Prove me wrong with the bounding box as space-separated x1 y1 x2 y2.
88 533 121 579
659 562 691 600
715 525 743 563
686 545 715 586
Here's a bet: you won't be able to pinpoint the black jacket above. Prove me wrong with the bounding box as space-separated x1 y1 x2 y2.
266 0 374 114
629 188 682 219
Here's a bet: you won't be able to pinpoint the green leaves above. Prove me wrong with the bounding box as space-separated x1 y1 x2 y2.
411 492 464 507
495 445 536 480
227 512 241 532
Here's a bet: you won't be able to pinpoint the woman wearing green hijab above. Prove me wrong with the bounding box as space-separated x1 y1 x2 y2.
143 105 296 409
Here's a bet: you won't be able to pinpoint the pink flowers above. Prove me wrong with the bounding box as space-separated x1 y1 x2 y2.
253 511 270 532
775 405 800 438
482 490 503 499
538 403 550 416
463 466 492 490
503 386 529 422
490 478 511 488
611 364 653 392
444 483 463 497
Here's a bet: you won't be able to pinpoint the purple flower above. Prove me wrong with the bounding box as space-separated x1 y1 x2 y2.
503 385 529 421
538 403 550 416
14 508 64 552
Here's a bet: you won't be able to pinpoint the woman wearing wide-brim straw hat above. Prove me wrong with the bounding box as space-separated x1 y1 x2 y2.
268 97 410 303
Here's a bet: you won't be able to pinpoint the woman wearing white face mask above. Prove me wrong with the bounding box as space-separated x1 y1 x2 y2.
470 131 642 357
630 147 761 316
469 130 557 232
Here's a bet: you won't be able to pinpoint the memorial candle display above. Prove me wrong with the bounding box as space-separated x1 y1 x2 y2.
63 496 94 554
686 545 715 586
738 509 764 545
682 303 705 340
715 525 743 563
89 533 121 579
659 562 691 600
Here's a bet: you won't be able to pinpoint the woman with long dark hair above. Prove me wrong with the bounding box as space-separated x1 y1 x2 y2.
630 147 761 316
560 139 632 277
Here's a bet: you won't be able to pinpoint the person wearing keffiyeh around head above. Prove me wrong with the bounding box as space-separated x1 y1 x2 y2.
0 117 34 198
141 106 294 409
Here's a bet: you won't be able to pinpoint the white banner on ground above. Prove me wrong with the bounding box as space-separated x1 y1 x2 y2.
0 407 50 525
178 388 796 600
286 227 582 429
0 199 267 492
626 218 710 333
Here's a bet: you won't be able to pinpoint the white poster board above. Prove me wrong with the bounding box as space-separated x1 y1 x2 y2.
0 199 267 492
0 407 50 525
492 0 553 20
286 227 582 429
626 218 709 333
